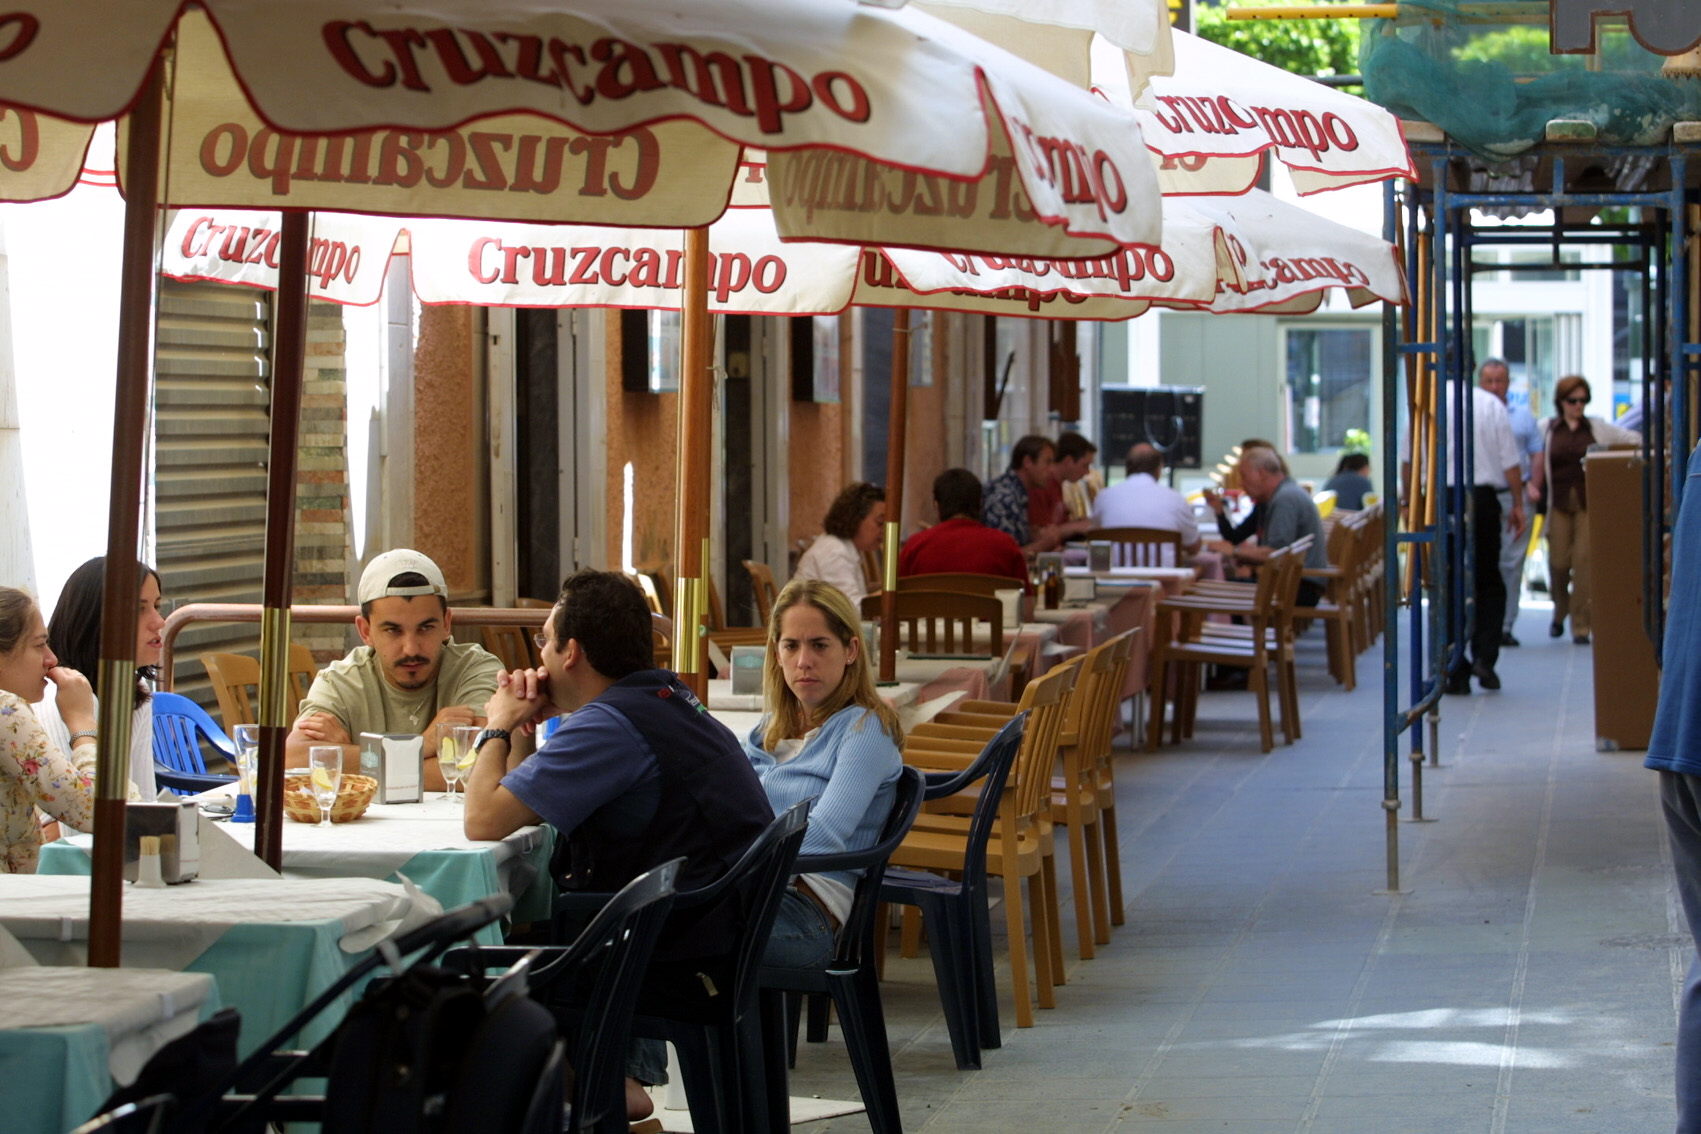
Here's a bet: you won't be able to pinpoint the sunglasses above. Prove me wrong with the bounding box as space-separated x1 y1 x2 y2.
1562 396 1589 405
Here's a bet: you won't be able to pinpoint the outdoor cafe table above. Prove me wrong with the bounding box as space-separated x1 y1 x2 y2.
707 652 1011 718
0 966 218 1134
1038 580 1164 698
0 874 436 1057
41 798 553 941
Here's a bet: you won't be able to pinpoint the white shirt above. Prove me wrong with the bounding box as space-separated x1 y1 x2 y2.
34 689 153 804
794 534 868 609
1090 473 1201 551
1471 386 1521 489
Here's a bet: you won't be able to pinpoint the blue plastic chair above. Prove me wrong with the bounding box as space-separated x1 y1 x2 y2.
150 691 239 795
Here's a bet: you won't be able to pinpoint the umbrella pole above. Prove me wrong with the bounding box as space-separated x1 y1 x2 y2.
672 227 711 698
254 212 312 869
88 61 166 968
878 310 912 684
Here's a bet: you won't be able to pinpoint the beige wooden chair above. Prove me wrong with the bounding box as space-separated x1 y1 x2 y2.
860 590 1003 656
1086 526 1185 568
200 644 318 729
741 559 780 628
897 572 1022 597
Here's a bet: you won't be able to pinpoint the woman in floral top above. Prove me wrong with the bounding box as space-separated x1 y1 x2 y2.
0 586 96 872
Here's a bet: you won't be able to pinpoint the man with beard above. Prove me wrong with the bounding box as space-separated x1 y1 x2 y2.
287 548 501 789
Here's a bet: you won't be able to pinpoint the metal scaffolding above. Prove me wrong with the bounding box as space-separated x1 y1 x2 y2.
1380 139 1701 890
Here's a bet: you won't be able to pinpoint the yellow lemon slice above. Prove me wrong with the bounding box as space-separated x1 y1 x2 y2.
439 737 457 762
310 766 336 792
457 750 478 771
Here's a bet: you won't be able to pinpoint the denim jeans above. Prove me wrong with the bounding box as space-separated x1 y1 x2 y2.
762 889 838 971
1662 771 1701 1132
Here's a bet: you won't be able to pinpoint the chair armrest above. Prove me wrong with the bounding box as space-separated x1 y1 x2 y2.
1301 566 1343 579
952 700 1018 716
155 766 236 794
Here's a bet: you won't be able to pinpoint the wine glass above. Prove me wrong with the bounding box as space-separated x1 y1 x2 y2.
435 722 465 802
450 724 481 802
308 745 342 827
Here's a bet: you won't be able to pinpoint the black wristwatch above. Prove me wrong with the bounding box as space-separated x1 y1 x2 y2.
473 727 511 754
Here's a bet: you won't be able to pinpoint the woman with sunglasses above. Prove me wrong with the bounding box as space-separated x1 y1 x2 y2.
1526 375 1640 644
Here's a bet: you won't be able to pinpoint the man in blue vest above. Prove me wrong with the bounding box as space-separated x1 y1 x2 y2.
463 568 773 1123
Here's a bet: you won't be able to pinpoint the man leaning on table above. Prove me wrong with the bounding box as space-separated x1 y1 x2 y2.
461 568 773 1122
287 549 502 790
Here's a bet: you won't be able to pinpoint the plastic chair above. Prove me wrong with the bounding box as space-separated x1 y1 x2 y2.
69 1095 173 1134
741 559 780 627
555 801 812 1134
199 646 317 730
149 691 238 795
880 716 1025 1070
445 861 682 1134
1085 526 1185 568
757 767 924 1134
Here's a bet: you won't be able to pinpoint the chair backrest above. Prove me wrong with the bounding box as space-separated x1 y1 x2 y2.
150 691 235 774
741 559 780 628
480 623 537 671
1087 525 1185 569
807 767 924 970
1006 660 1079 830
1061 635 1127 773
859 590 1004 656
665 800 811 1027
914 713 1027 894
468 861 681 1134
631 571 666 616
200 648 318 730
897 572 1018 598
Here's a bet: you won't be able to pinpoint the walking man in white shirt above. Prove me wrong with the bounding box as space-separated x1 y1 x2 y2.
1446 383 1526 694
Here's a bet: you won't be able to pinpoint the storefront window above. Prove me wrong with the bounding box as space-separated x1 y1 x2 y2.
1283 326 1374 453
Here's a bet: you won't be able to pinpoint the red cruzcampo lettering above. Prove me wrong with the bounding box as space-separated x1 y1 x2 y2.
813 72 870 123
308 238 361 287
469 236 500 284
247 128 297 196
0 13 38 64
743 56 812 135
0 105 38 172
461 237 781 298
200 124 246 178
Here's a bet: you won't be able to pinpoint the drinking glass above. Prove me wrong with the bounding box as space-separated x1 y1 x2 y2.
308 745 342 827
436 722 480 802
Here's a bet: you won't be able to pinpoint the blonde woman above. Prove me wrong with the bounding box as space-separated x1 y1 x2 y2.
742 579 902 969
1527 375 1641 644
0 587 97 872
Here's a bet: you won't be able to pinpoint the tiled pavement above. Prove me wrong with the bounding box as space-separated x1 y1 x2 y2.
774 603 1683 1132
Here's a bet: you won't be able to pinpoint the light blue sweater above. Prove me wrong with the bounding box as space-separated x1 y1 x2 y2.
743 705 901 893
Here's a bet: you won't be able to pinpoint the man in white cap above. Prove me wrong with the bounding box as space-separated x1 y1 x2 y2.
286 548 502 784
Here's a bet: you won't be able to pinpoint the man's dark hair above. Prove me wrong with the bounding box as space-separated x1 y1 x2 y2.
359 573 448 619
933 469 983 521
1008 434 1055 471
821 482 885 540
1335 453 1370 474
552 569 654 680
1124 444 1163 478
1055 431 1097 463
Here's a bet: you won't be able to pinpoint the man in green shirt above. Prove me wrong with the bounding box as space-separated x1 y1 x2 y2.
287 549 502 789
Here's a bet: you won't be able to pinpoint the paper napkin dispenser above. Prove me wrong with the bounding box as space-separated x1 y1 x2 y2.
124 800 200 884
359 732 423 804
1064 576 1096 603
730 646 766 695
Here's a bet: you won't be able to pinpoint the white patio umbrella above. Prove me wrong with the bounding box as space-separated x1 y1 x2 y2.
3 0 1170 962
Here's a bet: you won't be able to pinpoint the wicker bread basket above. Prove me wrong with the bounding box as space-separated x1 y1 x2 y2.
284 773 377 823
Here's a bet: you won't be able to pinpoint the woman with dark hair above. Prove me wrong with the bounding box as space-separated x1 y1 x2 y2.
36 557 165 798
0 586 96 871
742 579 902 967
793 482 886 609
1526 376 1640 644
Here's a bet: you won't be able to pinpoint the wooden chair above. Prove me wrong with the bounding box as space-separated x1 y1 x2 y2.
200 644 318 730
1088 631 1137 929
859 591 1003 657
741 560 780 628
480 624 536 671
1146 544 1303 754
1086 526 1185 568
897 572 1022 598
1050 630 1136 956
1303 513 1367 690
889 660 1078 1029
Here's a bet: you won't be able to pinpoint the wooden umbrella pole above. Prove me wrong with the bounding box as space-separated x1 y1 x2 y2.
254 211 312 870
672 227 712 699
878 310 912 684
88 59 166 968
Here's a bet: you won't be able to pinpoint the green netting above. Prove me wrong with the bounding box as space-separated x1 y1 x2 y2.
1360 1 1701 159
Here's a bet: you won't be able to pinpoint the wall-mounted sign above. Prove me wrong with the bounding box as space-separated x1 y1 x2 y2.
1551 1 1701 55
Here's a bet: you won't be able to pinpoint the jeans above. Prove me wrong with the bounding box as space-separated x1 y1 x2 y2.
762 889 839 971
1663 771 1701 1132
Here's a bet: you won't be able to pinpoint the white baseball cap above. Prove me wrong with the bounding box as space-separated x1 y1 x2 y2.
357 549 448 605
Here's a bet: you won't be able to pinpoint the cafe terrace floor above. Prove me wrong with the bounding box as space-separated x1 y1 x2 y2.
776 601 1679 1132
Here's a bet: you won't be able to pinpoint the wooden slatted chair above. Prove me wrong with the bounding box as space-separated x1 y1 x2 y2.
859 590 1003 657
1086 526 1185 569
889 660 1077 1029
1146 544 1303 753
200 644 318 730
897 572 1022 598
1089 630 1137 928
741 559 780 628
